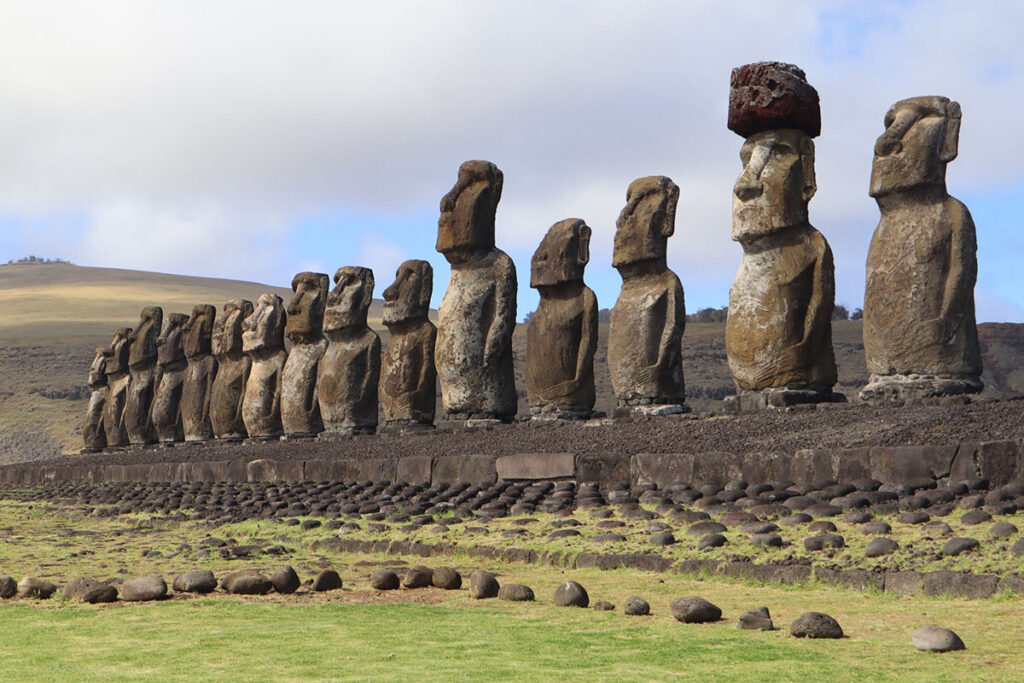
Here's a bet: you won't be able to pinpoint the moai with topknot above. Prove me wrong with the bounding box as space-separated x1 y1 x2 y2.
435 160 518 424
124 306 163 445
81 347 109 452
861 96 982 401
180 304 218 441
209 299 253 440
152 312 189 444
241 293 288 440
281 271 330 438
318 267 381 436
101 327 132 448
608 176 687 416
527 218 598 420
725 62 841 411
381 259 437 432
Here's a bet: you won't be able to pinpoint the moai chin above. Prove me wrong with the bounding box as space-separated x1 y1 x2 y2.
209 298 253 440
381 259 437 431
241 293 288 440
607 176 687 417
180 304 218 441
81 347 109 452
861 96 982 401
151 312 189 444
527 218 598 420
123 306 162 445
435 160 518 423
724 62 841 411
281 271 330 438
101 327 132 447
317 266 381 436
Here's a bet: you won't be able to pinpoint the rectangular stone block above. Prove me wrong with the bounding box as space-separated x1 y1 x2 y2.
738 452 790 484
576 452 630 485
884 570 922 596
246 459 277 482
833 447 872 482
950 440 1019 487
397 456 434 484
691 452 743 485
495 453 574 481
791 449 835 485
870 445 957 484
302 459 333 482
355 457 397 483
432 454 496 486
631 453 694 487
275 459 304 481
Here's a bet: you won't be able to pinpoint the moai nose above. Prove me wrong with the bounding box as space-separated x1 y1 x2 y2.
734 179 764 201
875 136 903 157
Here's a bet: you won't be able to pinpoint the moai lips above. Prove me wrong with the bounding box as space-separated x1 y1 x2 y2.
281 272 330 437
381 260 437 429
241 293 288 439
209 299 253 440
181 304 217 441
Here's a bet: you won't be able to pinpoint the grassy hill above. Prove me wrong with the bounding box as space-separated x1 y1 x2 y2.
1 262 1021 463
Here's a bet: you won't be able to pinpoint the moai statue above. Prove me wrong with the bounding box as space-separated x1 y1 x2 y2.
435 160 518 423
209 299 253 440
608 176 687 416
724 62 841 411
318 267 381 436
861 96 982 400
151 312 189 444
526 218 598 420
281 272 330 438
381 259 437 432
81 347 109 452
123 306 163 445
180 304 218 441
241 293 288 440
101 327 132 447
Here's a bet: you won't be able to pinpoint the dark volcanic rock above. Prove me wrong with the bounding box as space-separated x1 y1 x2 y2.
121 576 167 602
865 537 899 558
270 566 301 594
699 533 728 550
671 596 722 623
498 583 535 601
312 569 342 592
370 569 400 591
790 612 843 639
553 581 589 608
990 522 1018 539
728 61 821 138
624 596 650 616
592 600 615 611
222 570 273 595
469 570 499 599
17 577 57 599
173 570 218 594
82 584 119 603
913 625 965 652
0 576 17 599
804 533 845 551
942 537 979 556
402 565 434 589
738 606 774 631
431 566 462 590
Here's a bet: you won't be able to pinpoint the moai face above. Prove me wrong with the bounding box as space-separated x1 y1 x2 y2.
382 260 432 326
212 299 253 356
128 306 163 367
531 218 591 288
88 347 107 387
182 304 216 358
104 327 132 375
732 129 816 244
285 271 330 343
157 313 189 366
437 160 503 265
612 176 678 270
242 293 286 353
324 267 374 332
870 96 960 198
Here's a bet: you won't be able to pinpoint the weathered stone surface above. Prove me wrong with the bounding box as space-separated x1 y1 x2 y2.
592 600 615 611
82 347 109 451
468 569 499 599
527 218 598 419
671 596 721 623
942 537 979 556
381 260 437 428
431 566 462 590
0 575 16 599
402 565 433 589
370 569 400 590
913 625 965 652
102 327 132 447
436 160 517 421
210 299 253 439
269 566 300 594
495 453 575 481
121 575 167 601
152 312 189 443
624 596 651 616
791 611 843 638
124 306 162 445
64 577 103 601
553 580 589 607
862 96 982 400
172 570 217 594
866 537 899 557
738 606 775 630
82 584 119 603
181 304 218 441
728 62 821 138
608 176 686 410
312 569 342 592
17 577 57 599
281 272 330 437
242 294 288 439
498 583 535 601
318 267 380 435
222 569 273 595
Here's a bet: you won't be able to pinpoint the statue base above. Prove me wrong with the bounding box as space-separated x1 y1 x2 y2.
530 404 594 422
214 435 246 444
79 447 103 455
280 432 321 441
244 434 282 445
380 421 435 435
318 426 376 439
437 415 513 431
724 388 847 413
859 374 983 402
613 403 690 419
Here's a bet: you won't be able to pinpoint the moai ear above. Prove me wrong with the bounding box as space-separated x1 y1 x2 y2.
360 269 376 312
577 224 591 267
660 183 680 238
800 136 817 202
940 101 961 163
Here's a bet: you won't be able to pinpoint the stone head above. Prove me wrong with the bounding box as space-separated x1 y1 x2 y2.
88 347 108 387
212 299 253 356
870 96 961 198
128 306 163 367
732 129 816 243
613 176 678 270
242 293 286 353
531 218 591 289
182 304 216 358
285 271 330 342
157 313 189 366
104 327 132 375
437 160 503 264
382 260 432 326
324 266 374 332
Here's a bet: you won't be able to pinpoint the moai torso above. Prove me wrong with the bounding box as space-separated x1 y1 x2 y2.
281 272 330 436
152 313 189 443
526 219 598 416
381 260 437 427
102 328 132 447
242 293 288 439
82 347 109 451
318 267 381 433
435 160 517 420
863 96 981 389
209 299 253 439
607 176 686 407
180 304 218 441
124 306 162 445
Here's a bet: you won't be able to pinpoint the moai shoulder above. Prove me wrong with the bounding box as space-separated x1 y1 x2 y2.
381 259 437 431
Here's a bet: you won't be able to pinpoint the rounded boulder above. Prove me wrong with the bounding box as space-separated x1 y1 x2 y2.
498 583 535 602
270 566 301 594
370 569 400 591
790 612 843 639
553 581 589 608
432 567 462 590
468 570 499 599
173 570 218 594
624 596 650 616
312 569 343 592
913 625 965 652
121 576 168 602
671 596 722 623
17 577 57 599
222 570 273 595
402 565 434 589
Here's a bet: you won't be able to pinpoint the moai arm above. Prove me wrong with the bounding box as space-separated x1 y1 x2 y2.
361 334 382 411
934 201 977 343
484 256 517 366
539 288 598 402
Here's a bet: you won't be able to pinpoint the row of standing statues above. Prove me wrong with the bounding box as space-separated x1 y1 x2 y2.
82 62 983 451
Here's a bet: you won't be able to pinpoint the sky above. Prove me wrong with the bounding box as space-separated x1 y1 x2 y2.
0 0 1022 322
